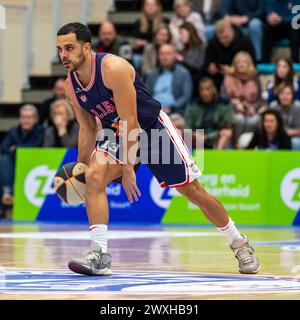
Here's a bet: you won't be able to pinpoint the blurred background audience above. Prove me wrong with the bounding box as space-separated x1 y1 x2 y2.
38 78 65 127
247 109 291 150
132 0 167 72
93 21 133 62
0 105 44 219
43 99 79 148
203 19 256 89
219 0 265 62
145 43 193 115
142 25 172 77
185 77 233 149
170 0 206 50
270 83 300 150
265 57 300 104
264 0 300 63
220 51 262 139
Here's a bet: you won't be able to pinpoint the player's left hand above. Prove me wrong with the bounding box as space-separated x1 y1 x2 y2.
122 166 141 203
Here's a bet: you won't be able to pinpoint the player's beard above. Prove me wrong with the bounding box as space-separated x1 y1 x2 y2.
70 51 86 71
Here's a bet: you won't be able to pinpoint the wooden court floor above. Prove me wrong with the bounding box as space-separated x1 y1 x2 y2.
0 223 300 300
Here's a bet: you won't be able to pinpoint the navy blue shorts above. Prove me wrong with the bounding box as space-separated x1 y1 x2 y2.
94 110 201 188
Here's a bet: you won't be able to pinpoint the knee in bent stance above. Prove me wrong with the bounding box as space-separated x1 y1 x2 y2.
85 166 106 192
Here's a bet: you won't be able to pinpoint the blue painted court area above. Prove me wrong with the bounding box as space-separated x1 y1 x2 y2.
1 270 300 295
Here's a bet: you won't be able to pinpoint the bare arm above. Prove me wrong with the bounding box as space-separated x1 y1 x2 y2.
102 55 141 202
64 80 97 165
103 56 140 167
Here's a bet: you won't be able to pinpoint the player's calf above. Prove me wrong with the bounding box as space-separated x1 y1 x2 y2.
176 179 260 274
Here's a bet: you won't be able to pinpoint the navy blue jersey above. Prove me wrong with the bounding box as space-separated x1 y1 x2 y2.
68 52 161 129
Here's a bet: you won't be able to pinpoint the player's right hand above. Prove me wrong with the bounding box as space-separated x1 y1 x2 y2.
122 165 141 204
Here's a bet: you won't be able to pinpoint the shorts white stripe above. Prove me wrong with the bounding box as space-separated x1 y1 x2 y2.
158 110 201 187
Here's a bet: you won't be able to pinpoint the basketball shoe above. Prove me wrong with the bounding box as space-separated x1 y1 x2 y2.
68 241 112 276
230 235 259 274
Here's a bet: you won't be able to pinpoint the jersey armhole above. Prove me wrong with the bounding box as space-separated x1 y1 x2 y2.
100 54 136 91
67 73 81 108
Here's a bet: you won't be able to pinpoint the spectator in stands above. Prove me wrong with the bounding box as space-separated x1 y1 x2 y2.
142 25 172 77
43 99 79 148
132 0 166 72
169 0 206 51
177 22 206 85
270 84 300 150
0 105 44 218
219 0 265 62
220 51 262 139
203 19 256 89
145 43 193 115
93 21 132 62
185 77 234 149
247 109 291 150
264 0 300 63
191 0 222 40
38 78 65 126
266 57 300 105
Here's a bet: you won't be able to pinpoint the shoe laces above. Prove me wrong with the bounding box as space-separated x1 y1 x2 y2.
236 246 256 265
83 250 101 263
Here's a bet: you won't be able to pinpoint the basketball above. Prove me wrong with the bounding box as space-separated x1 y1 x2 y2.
54 162 88 205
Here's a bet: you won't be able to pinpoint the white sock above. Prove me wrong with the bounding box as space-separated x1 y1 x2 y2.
90 224 108 253
216 218 243 245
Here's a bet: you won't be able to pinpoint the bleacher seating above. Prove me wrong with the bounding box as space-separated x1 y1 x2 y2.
0 0 298 137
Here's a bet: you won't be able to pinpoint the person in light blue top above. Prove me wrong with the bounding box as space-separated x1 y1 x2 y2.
153 69 176 107
145 43 193 115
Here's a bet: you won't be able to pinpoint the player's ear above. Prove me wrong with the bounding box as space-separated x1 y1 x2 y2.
83 42 91 54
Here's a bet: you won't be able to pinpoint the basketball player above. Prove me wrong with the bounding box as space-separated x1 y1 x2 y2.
56 23 259 275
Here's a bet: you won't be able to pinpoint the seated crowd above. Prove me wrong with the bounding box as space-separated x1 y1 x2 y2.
1 0 300 218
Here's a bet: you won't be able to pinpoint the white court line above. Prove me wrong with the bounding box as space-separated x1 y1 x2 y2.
0 230 221 240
